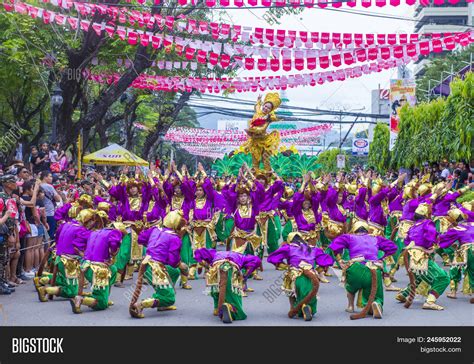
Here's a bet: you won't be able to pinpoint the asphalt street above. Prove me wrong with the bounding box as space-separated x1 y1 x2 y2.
1 257 472 326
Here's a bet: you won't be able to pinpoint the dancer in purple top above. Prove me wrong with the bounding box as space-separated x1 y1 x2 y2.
70 212 126 313
129 210 187 319
34 208 95 303
268 232 334 321
194 248 261 323
329 221 397 320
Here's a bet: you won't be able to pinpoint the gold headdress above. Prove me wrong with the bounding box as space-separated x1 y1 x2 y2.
263 92 282 111
97 202 111 213
111 221 128 235
215 180 226 192
78 194 93 207
76 208 96 225
415 203 432 218
403 184 415 200
163 210 186 231
283 186 294 199
345 181 358 195
334 182 345 192
287 232 303 244
95 210 109 228
461 201 473 212
448 208 467 222
371 178 384 194
417 183 432 197
126 179 143 192
236 182 251 194
352 220 369 233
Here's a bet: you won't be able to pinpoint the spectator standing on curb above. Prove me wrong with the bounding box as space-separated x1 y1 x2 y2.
39 171 62 239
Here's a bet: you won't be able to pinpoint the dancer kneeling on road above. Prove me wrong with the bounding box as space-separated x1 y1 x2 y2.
129 210 187 319
328 221 397 320
267 232 334 321
194 248 261 324
70 212 127 314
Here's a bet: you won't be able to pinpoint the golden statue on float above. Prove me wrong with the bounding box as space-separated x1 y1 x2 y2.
239 92 282 173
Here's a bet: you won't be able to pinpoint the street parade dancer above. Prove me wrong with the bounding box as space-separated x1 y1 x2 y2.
438 208 473 302
185 163 220 280
329 221 397 320
267 232 334 321
163 162 194 289
34 209 95 302
194 248 261 324
397 203 450 311
129 210 187 318
222 164 264 285
70 212 127 314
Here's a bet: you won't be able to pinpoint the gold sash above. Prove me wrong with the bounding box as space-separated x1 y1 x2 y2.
433 216 454 234
322 213 345 240
406 242 431 274
83 261 111 290
281 261 314 297
230 228 262 254
452 243 474 267
142 255 172 289
205 259 244 295
59 255 81 285
397 220 414 240
256 210 276 246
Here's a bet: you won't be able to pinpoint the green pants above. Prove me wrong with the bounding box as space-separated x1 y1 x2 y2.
385 215 398 240
449 248 473 293
320 230 331 248
434 220 455 262
210 263 246 321
293 274 317 317
400 259 450 298
180 233 196 267
215 214 226 243
345 263 384 308
143 265 176 308
51 257 80 298
282 220 295 242
256 217 280 254
83 265 117 310
114 234 131 272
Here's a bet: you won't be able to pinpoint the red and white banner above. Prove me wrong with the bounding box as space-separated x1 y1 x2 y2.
34 0 450 50
113 0 474 8
7 2 473 73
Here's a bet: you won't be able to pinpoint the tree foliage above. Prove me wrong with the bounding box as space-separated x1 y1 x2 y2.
368 122 390 173
314 148 348 175
392 73 473 168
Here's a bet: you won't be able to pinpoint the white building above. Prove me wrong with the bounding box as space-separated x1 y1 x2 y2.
413 0 473 76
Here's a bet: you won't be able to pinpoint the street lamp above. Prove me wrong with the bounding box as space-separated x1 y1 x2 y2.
51 83 63 142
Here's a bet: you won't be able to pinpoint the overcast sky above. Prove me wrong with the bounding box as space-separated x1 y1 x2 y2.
199 5 416 134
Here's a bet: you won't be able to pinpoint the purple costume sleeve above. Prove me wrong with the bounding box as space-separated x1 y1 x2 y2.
167 236 182 268
73 226 91 252
291 192 304 216
355 187 368 220
376 236 397 260
312 247 335 267
109 184 126 203
194 248 217 264
326 187 345 223
438 229 461 249
181 179 195 203
163 180 173 203
252 181 265 205
328 234 350 255
242 255 262 278
267 244 290 266
109 230 123 255
202 178 215 203
423 220 438 245
311 192 322 224
138 227 154 247
54 203 71 221
222 183 237 214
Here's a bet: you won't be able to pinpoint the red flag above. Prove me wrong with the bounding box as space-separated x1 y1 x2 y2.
282 58 292 71
245 58 255 70
270 59 280 71
331 53 342 67
257 58 268 71
220 54 230 68
319 55 329 69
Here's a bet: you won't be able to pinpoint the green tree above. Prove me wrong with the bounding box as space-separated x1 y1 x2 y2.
314 148 348 175
368 123 390 173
